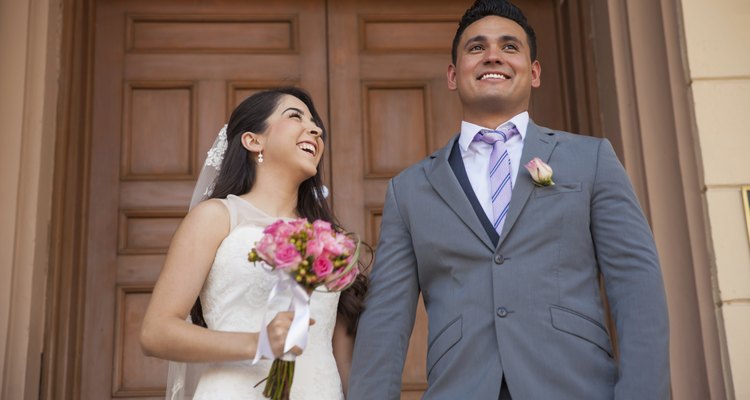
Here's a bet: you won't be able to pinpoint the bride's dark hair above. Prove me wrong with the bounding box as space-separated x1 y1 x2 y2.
190 87 368 335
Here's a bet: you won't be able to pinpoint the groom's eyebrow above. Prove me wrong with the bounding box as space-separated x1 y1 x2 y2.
464 34 488 47
464 34 523 47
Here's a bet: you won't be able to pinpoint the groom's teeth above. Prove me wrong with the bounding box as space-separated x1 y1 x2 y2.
480 73 508 80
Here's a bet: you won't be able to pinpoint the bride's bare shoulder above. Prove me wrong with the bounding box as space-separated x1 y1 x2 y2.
190 198 228 215
181 198 230 235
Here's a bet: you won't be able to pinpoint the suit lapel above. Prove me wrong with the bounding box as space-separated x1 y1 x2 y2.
496 121 558 247
448 141 500 245
426 137 495 252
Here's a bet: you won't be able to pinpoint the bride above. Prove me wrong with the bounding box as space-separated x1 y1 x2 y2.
140 87 367 399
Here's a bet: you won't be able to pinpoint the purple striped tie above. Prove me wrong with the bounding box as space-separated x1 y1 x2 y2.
474 125 518 234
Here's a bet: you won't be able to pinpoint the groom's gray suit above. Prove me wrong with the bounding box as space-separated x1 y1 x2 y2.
349 121 670 399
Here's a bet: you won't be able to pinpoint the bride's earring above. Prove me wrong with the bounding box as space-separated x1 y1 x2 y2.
251 137 264 164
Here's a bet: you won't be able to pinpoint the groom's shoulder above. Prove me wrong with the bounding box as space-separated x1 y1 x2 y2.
391 155 433 185
390 137 455 185
535 123 606 152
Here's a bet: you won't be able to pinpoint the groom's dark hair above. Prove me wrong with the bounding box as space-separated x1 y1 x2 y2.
451 0 537 64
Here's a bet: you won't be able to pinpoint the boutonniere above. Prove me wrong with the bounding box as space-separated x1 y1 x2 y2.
525 157 555 187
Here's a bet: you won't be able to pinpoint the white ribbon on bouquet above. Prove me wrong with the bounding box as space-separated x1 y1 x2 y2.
253 270 312 363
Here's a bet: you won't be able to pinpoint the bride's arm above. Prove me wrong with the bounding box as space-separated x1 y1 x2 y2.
333 315 355 396
140 199 297 362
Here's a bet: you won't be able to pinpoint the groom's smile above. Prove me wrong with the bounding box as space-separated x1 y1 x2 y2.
478 71 511 80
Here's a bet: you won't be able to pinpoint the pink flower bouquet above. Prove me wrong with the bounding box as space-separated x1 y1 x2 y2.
249 218 359 292
248 218 360 400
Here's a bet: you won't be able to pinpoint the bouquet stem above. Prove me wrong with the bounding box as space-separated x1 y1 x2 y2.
262 359 295 400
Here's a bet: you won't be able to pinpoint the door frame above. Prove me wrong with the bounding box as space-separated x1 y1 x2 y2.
41 0 727 398
41 0 95 398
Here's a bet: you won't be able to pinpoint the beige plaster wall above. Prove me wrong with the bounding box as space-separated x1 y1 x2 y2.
0 0 61 398
0 0 29 389
681 0 750 398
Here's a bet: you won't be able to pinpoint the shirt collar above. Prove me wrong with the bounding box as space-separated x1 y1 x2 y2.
458 111 529 152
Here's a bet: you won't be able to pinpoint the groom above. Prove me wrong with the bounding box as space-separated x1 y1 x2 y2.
349 0 670 399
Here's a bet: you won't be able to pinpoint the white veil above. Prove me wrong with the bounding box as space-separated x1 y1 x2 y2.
189 124 228 209
164 125 228 400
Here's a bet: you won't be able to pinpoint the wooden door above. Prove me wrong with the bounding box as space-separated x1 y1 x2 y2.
80 0 595 398
82 1 327 398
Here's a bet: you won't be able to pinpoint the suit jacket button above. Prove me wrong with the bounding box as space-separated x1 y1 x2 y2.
493 254 505 264
497 307 508 318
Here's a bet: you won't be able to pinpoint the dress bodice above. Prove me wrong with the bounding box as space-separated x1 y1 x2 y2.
193 195 343 400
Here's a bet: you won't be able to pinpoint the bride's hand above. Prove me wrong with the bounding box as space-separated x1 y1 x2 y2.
267 311 316 358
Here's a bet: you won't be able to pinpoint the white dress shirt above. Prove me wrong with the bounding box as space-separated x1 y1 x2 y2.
457 112 529 223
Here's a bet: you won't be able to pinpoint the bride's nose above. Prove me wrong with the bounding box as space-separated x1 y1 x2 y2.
308 126 322 137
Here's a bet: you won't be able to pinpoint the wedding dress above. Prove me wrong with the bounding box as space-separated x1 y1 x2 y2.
189 194 344 400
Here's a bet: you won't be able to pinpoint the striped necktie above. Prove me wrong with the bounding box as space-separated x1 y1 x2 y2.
473 125 518 234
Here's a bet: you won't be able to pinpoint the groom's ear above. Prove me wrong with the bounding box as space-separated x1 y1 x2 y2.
241 132 263 152
447 63 458 91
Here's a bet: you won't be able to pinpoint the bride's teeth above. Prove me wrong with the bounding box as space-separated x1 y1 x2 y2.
297 143 316 155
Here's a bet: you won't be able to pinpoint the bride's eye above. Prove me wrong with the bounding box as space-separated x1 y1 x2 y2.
288 111 303 120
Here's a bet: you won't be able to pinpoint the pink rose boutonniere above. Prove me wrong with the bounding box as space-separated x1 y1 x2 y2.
524 157 555 187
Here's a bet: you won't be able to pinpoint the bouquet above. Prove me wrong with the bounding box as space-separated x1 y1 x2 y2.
248 218 360 400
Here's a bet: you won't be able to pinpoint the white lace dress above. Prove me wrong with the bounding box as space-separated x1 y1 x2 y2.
192 194 344 400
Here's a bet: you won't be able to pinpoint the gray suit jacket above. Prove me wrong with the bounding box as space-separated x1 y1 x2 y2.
348 122 670 399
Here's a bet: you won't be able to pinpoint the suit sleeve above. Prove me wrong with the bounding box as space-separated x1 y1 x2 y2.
590 139 670 399
348 178 420 400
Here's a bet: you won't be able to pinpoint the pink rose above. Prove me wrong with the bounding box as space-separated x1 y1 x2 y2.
326 267 358 291
524 157 555 187
254 235 276 261
312 220 333 234
336 234 356 254
290 218 309 233
312 257 334 278
266 223 295 245
306 238 324 258
273 243 302 270
274 235 291 248
263 220 286 236
320 232 344 255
